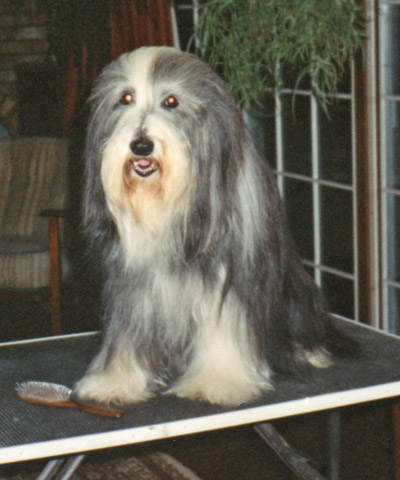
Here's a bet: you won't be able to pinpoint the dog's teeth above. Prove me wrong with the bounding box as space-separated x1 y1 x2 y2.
131 158 159 177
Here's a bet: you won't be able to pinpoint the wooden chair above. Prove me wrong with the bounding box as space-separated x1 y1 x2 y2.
0 137 70 336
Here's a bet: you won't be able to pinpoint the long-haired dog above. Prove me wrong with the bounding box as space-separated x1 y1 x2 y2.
74 46 353 407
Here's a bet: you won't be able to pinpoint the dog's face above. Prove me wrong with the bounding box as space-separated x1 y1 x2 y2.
85 47 254 258
97 47 196 235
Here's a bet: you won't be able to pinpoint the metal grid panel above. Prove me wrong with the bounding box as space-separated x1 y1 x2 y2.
275 88 357 321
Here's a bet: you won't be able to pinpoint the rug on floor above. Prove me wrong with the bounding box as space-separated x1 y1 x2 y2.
1 451 202 480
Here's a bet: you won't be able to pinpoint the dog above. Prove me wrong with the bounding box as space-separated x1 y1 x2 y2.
74 46 353 408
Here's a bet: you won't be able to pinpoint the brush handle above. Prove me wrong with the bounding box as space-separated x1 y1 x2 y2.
16 393 123 418
73 400 124 418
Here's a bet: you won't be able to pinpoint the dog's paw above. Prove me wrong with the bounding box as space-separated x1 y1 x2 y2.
295 347 332 368
73 369 151 406
170 370 271 407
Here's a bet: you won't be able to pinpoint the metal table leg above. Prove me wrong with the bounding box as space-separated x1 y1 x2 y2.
37 454 85 480
327 411 341 480
254 422 327 480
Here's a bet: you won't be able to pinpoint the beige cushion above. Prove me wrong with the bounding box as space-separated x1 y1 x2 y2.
0 137 69 289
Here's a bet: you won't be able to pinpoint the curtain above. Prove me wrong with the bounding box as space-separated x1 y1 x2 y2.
62 0 174 135
110 0 174 57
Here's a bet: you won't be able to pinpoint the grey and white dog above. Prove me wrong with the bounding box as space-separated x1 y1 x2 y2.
74 46 353 407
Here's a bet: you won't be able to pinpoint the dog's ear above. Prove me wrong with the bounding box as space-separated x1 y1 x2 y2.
181 103 239 257
82 104 116 250
183 98 273 262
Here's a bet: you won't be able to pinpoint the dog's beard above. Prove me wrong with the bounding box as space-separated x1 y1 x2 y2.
100 117 192 259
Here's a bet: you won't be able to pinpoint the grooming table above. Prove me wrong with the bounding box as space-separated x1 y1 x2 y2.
1 319 400 479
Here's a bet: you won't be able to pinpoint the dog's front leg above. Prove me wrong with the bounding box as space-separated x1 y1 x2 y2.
73 337 153 406
169 313 272 407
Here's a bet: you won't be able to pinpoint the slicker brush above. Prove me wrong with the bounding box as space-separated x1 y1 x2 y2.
16 381 123 418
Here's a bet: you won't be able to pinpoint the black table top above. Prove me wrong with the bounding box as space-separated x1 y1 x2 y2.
1 319 400 464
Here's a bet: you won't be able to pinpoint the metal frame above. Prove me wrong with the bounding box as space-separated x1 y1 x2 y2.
378 0 400 333
275 88 358 322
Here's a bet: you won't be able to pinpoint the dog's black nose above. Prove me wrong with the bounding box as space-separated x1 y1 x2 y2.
130 138 154 157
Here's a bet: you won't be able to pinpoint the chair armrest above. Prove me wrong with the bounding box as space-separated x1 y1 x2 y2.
42 210 64 335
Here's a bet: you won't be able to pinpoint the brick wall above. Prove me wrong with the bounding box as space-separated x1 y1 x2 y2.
0 0 49 134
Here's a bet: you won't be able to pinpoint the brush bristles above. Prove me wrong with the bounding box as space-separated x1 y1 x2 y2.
16 381 71 402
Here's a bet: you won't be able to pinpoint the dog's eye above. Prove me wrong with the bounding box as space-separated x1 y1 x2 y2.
120 92 134 105
162 95 179 109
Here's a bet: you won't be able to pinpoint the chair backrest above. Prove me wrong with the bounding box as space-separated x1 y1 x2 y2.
0 137 70 244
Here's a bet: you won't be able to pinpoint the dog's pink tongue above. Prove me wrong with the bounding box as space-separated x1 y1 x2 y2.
137 158 152 168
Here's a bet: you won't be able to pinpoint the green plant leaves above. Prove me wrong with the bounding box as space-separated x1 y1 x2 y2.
195 0 365 109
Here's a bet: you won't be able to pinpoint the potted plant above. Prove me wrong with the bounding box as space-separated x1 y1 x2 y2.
195 0 364 112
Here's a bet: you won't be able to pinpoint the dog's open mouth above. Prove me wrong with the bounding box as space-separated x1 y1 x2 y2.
131 158 159 178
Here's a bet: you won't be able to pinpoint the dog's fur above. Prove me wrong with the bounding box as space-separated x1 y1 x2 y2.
74 46 352 407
